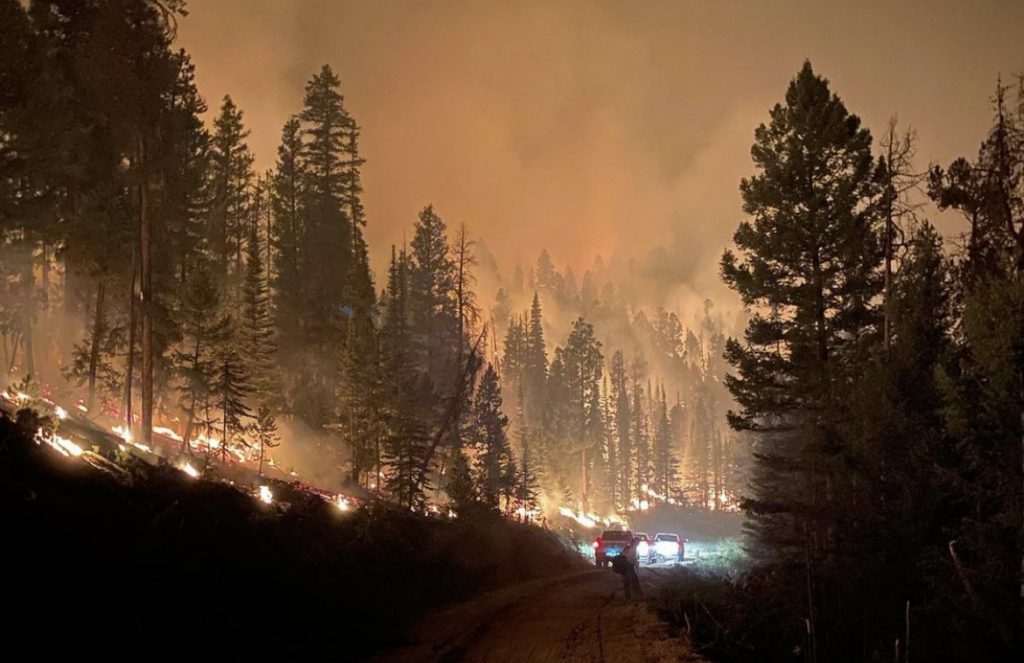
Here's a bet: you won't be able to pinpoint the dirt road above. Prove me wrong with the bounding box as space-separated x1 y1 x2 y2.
372 568 701 663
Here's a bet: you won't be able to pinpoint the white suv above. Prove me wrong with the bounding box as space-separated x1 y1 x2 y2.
651 532 684 563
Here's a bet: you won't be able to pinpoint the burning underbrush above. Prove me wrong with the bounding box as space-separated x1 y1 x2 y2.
0 411 584 659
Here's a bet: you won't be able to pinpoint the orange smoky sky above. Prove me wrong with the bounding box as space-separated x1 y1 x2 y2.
176 0 1024 304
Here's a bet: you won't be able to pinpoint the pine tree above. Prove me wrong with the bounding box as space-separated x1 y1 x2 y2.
173 264 231 450
453 224 480 356
601 373 617 509
928 80 1024 647
524 292 547 428
214 340 252 462
446 447 476 517
501 314 528 388
270 116 306 371
470 364 511 510
380 246 432 509
240 222 278 408
720 61 882 658
651 383 676 499
339 295 383 488
296 65 357 422
408 205 456 379
208 95 254 281
339 99 374 322
558 318 603 511
533 249 557 294
301 64 351 206
493 287 511 336
610 350 631 507
628 355 652 507
161 51 211 290
251 404 281 476
515 439 541 520
845 222 957 654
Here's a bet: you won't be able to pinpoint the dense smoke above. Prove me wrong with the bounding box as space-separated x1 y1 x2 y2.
176 0 1022 288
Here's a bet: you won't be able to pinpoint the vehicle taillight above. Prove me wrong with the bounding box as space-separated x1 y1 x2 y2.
593 539 600 549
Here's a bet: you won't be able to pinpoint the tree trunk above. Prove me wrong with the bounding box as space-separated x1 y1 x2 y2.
581 446 588 513
86 279 106 412
182 412 194 455
22 319 34 378
7 332 21 374
39 243 52 369
221 396 229 463
139 132 153 445
882 129 897 355
124 242 137 426
21 257 35 378
181 339 202 453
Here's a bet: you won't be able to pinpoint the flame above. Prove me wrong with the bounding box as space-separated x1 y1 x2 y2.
154 426 183 442
112 425 152 453
2 390 31 404
179 462 200 478
514 505 542 521
193 434 221 450
605 513 629 526
76 403 88 413
334 495 351 512
35 430 83 458
54 405 68 420
642 484 668 501
558 506 597 528
629 497 651 511
258 485 273 504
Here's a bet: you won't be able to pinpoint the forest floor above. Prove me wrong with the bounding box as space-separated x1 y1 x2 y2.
373 567 703 663
0 411 583 659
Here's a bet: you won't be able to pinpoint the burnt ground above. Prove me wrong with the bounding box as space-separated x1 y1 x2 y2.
0 412 583 660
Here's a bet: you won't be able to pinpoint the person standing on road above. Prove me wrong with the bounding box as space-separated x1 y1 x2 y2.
620 537 643 600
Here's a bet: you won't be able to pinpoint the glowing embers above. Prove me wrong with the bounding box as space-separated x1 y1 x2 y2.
258 485 273 504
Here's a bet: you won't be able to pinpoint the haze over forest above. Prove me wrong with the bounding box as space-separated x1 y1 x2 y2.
178 0 1024 305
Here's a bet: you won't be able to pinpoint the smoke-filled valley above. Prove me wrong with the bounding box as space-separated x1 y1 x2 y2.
4 2 1024 662
0 7 749 522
